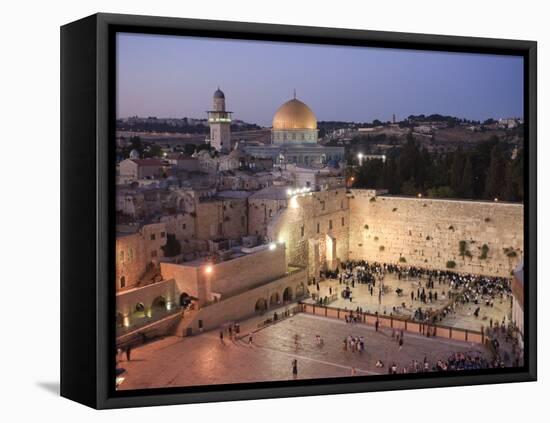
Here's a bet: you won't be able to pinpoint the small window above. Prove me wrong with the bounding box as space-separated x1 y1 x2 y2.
150 234 156 241
182 223 186 230
241 216 245 227
128 248 133 262
160 231 166 238
317 222 320 234
301 225 305 237
120 276 126 288
329 220 333 230
341 200 344 209
119 250 125 263
341 217 345 226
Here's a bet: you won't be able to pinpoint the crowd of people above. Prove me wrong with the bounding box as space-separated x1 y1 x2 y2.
374 350 502 375
317 260 513 325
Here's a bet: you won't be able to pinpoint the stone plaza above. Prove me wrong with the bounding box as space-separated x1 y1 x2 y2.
310 272 511 332
117 312 489 390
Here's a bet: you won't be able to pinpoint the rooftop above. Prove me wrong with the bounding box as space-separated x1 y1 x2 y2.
249 185 292 200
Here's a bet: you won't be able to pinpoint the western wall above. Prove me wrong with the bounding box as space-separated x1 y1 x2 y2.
348 189 523 277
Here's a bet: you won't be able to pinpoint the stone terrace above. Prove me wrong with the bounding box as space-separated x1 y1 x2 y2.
117 312 489 390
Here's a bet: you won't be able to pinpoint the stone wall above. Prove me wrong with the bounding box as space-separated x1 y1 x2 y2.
268 188 350 278
248 197 288 237
177 268 307 334
348 190 523 277
195 198 248 241
161 244 287 304
116 278 177 319
115 222 167 291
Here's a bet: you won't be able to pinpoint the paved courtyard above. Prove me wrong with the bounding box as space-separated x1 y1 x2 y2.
117 312 489 390
311 273 511 332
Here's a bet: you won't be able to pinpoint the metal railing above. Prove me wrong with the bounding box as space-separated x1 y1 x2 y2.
299 302 485 344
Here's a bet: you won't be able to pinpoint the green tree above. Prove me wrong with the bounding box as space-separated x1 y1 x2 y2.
161 234 181 258
460 156 474 198
449 146 465 194
485 144 506 199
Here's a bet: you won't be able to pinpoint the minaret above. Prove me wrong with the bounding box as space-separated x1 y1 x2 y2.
207 87 232 153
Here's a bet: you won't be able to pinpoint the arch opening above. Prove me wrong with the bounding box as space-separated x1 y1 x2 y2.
283 287 293 302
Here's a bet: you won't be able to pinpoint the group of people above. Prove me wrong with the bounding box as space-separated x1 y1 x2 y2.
342 334 366 353
219 323 241 343
327 260 512 325
375 351 496 375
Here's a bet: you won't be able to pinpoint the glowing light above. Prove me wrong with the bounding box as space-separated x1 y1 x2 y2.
494 198 499 202
278 236 284 244
286 188 293 196
290 196 299 209
357 153 363 159
205 265 213 274
417 193 422 198
123 316 130 328
269 243 277 251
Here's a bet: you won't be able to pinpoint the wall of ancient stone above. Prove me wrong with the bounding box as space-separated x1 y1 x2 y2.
248 197 288 237
161 245 287 303
348 190 523 277
177 268 308 334
194 198 248 241
267 188 350 278
115 222 167 291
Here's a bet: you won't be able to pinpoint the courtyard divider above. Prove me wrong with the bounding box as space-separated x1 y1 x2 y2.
299 302 485 345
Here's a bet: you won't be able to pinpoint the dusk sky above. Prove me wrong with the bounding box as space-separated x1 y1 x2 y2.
116 33 524 126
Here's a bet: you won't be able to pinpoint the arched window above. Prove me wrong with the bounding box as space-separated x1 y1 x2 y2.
120 276 126 289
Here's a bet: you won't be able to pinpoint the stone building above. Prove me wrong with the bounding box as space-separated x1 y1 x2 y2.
194 193 249 241
267 187 350 278
118 158 166 183
248 186 291 237
207 88 232 153
160 242 308 333
240 93 345 166
115 222 167 292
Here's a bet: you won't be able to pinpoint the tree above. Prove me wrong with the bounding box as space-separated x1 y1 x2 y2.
161 234 181 258
460 157 474 199
184 143 197 155
401 178 417 196
485 144 506 199
449 146 465 194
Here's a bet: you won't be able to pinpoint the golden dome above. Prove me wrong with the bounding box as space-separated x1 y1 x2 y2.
272 98 317 130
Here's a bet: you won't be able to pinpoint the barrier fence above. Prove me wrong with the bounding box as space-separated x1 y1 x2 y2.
299 302 485 345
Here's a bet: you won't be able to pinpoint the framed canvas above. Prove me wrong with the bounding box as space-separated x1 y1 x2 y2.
60 13 537 409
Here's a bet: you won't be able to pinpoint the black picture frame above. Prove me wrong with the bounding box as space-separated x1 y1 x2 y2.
61 12 537 409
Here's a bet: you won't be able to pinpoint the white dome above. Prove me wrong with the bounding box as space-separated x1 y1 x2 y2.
129 149 140 159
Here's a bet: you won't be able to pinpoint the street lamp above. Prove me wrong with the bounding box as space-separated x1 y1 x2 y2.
357 152 364 166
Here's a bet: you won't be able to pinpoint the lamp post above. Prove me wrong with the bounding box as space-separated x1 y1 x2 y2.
357 152 364 166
